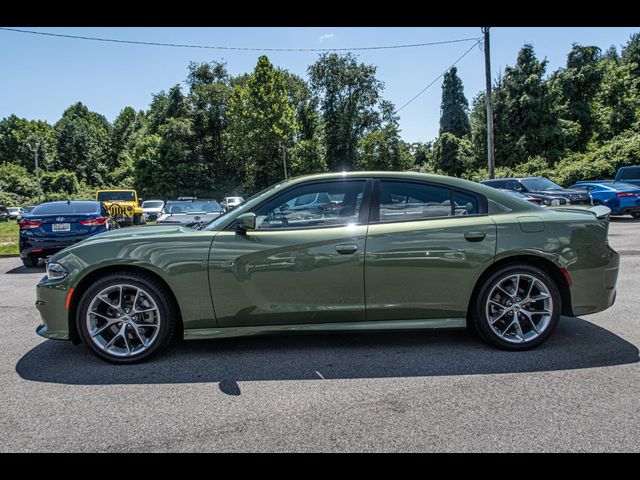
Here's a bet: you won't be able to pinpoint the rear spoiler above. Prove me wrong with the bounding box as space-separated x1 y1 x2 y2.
549 205 611 219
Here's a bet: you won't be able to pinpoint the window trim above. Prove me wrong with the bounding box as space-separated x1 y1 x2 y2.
369 178 488 226
225 178 374 232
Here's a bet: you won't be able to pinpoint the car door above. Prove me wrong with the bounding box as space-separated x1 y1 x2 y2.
364 179 497 321
209 179 371 327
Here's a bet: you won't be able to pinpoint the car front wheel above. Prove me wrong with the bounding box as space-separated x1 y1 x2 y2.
470 264 561 350
77 273 178 364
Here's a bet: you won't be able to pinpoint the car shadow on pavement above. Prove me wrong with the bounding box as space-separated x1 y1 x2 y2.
5 265 45 274
16 316 639 394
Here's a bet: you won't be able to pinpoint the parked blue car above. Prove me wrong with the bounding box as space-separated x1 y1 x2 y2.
19 200 118 268
569 181 640 218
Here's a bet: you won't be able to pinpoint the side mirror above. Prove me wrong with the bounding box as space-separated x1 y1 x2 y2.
236 212 256 232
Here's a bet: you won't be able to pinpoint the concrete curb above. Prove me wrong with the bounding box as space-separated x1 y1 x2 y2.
0 254 19 258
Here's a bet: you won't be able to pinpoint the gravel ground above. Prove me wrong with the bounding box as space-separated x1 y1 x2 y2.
1 218 638 452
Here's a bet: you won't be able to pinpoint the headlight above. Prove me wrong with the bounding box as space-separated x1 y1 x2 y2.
46 262 68 281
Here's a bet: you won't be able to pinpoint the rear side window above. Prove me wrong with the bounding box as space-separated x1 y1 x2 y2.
31 202 99 215
378 181 453 222
454 191 479 215
620 168 640 180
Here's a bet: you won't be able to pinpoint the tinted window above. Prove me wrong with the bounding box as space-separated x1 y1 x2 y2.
484 180 504 188
453 191 479 215
97 191 136 202
378 181 452 222
31 202 99 215
620 168 640 180
520 178 563 191
142 201 164 208
255 181 366 230
164 200 222 213
503 180 524 191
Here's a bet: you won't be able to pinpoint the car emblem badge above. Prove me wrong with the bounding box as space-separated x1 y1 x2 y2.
56 217 64 222
194 216 200 221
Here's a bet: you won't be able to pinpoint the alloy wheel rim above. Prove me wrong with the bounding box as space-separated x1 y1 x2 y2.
86 284 161 357
485 273 553 344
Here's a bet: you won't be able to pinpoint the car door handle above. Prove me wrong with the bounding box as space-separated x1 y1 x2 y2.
336 244 358 254
464 232 486 242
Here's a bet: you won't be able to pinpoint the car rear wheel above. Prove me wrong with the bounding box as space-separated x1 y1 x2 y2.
77 273 178 364
21 256 38 268
631 211 640 219
470 264 561 350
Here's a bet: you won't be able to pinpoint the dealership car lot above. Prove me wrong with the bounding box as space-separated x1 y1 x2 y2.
0 218 639 452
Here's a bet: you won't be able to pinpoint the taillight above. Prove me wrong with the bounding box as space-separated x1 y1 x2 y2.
19 220 43 229
616 192 637 197
79 217 107 226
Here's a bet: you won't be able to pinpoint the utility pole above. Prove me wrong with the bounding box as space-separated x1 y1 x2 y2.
482 27 495 179
281 142 288 179
27 139 42 203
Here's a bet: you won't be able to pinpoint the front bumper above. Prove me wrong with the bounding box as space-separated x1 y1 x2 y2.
35 279 72 341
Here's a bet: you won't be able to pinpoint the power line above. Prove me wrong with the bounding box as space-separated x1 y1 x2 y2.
395 39 482 114
0 27 481 52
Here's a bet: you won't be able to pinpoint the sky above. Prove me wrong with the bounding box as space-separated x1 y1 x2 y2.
1 27 639 143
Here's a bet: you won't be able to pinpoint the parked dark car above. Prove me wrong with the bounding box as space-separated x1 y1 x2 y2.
481 177 591 205
615 166 640 187
569 181 640 217
19 200 118 268
0 205 8 222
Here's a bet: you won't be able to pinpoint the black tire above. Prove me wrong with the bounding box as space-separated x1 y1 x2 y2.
133 214 143 225
469 264 561 351
76 272 178 364
21 256 38 268
631 211 640 219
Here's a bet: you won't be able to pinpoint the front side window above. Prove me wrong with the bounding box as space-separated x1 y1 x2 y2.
254 181 366 230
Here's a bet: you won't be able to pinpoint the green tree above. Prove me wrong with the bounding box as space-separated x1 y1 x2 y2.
439 67 470 137
227 56 296 191
356 101 414 171
53 102 111 186
0 115 56 171
308 53 383 171
549 45 603 152
41 170 79 195
187 61 235 195
432 132 475 177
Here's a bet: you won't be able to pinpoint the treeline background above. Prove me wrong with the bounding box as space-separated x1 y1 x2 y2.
2 33 640 206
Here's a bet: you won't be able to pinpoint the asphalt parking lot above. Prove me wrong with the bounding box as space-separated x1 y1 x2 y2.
1 218 639 452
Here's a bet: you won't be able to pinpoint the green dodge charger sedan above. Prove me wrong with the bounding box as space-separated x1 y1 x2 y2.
35 172 620 363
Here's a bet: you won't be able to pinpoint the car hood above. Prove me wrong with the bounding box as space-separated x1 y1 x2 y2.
80 225 191 242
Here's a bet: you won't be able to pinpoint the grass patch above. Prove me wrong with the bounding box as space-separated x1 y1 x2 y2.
0 221 19 254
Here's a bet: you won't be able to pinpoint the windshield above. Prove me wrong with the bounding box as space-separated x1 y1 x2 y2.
164 200 222 214
202 180 290 231
142 201 164 208
97 191 136 202
521 178 563 191
31 202 99 215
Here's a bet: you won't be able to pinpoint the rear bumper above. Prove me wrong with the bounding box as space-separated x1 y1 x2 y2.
19 231 103 258
568 245 620 316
